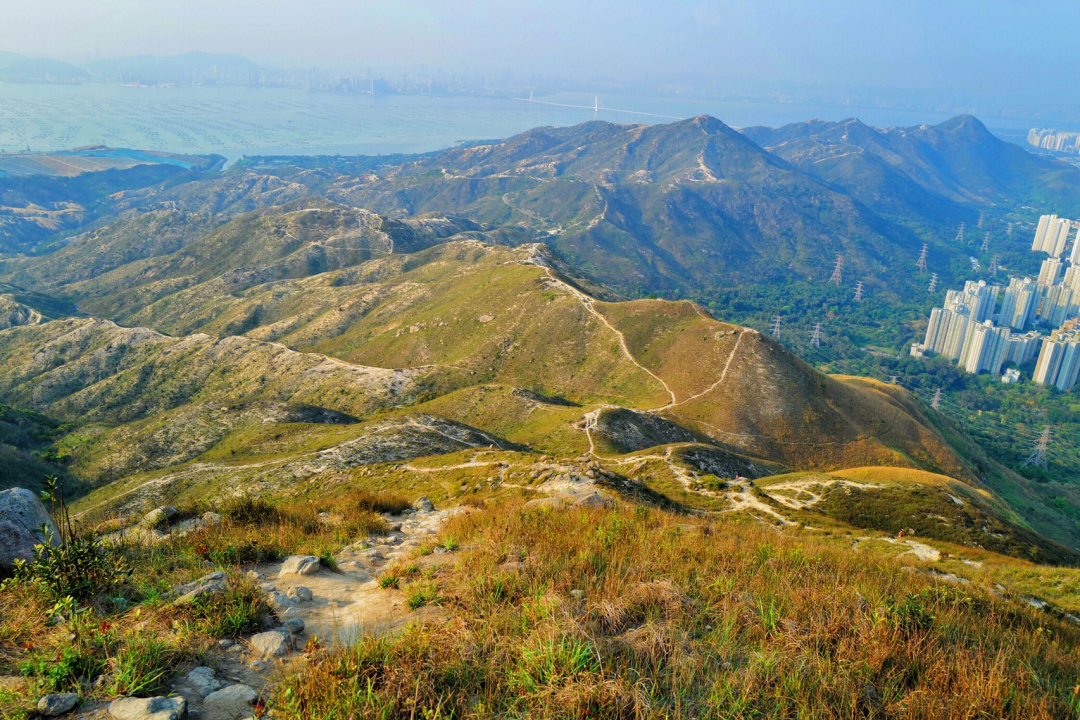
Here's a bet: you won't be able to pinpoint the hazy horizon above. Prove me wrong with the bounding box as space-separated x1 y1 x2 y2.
3 0 1080 121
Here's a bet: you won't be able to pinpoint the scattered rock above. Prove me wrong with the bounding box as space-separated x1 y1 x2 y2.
202 684 258 720
413 496 436 513
0 487 60 570
570 589 585 600
573 491 614 509
183 666 221 698
286 586 313 602
201 511 223 527
279 555 321 577
249 630 292 657
142 506 178 528
37 692 80 716
217 639 234 649
107 695 187 720
173 571 227 604
266 590 295 611
523 496 565 510
279 617 305 636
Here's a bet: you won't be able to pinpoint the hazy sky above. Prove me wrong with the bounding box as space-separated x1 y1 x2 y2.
2 1 1077 105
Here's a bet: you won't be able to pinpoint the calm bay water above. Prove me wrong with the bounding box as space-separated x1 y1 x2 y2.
0 83 1036 162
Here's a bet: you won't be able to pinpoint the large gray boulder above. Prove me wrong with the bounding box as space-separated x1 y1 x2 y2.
202 684 258 720
249 630 292 657
37 692 80 715
278 555 320 577
0 487 60 571
108 695 187 720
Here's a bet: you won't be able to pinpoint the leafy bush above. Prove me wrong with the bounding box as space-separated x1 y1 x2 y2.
19 644 105 692
6 478 125 601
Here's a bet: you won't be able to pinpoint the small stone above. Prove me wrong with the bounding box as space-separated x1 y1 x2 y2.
173 571 227 604
266 591 295 611
573 492 614 509
523 496 564 510
279 617 305 636
201 511 223 527
286 586 313 602
249 630 292 657
37 692 80 716
413 496 436 513
107 695 187 720
570 589 585 600
217 638 234 649
202 684 258 720
142 506 179 528
279 555 321 577
183 666 220 698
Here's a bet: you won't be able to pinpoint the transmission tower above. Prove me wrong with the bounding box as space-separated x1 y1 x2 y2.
1006 222 1013 238
809 322 822 347
770 315 782 338
988 253 1000 275
955 222 965 245
915 243 929 272
980 232 990 253
931 388 942 411
853 280 865 301
977 211 985 229
970 257 981 272
928 273 939 293
828 254 844 285
889 375 900 385
1022 427 1051 469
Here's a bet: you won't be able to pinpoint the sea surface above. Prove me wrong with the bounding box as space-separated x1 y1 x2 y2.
0 83 1045 163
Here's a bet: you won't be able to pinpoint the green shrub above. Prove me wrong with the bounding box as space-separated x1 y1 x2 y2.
185 582 270 637
6 478 125 601
110 634 178 696
19 645 104 692
221 496 280 525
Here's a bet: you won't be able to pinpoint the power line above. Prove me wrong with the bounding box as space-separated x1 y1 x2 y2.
828 254 844 285
915 243 929 273
1022 426 1051 469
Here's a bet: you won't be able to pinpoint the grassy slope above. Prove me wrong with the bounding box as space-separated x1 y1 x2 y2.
599 300 973 477
758 467 1076 565
0 239 1072 562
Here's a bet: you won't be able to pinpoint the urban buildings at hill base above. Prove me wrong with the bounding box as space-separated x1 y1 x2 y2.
911 214 1080 392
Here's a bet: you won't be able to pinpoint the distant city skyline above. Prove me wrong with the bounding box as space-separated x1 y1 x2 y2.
3 1 1080 122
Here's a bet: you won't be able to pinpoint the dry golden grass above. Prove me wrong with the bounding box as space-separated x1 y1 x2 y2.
273 502 1080 719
